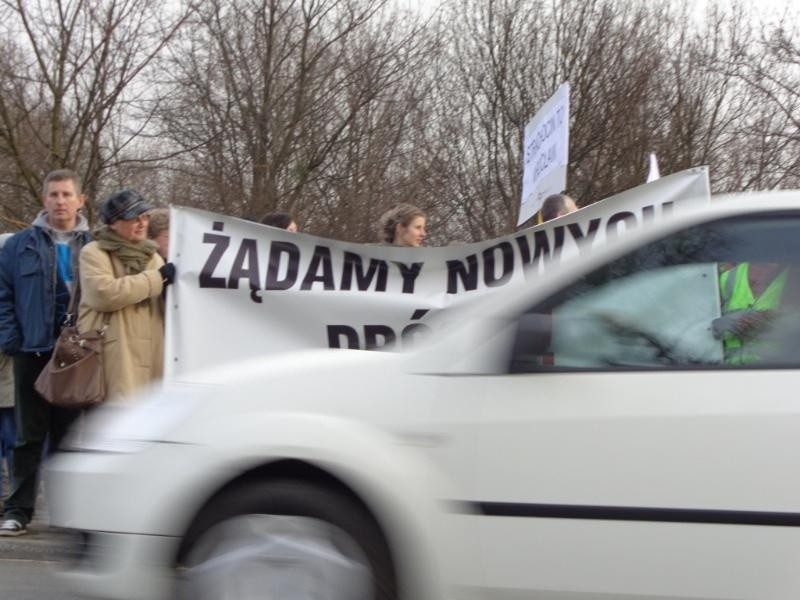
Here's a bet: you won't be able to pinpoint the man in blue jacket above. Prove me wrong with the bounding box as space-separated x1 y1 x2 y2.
0 169 92 536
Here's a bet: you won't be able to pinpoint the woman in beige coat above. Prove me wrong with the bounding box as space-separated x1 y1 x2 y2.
78 190 175 403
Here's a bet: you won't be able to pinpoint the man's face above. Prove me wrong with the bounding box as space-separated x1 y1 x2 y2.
43 179 85 231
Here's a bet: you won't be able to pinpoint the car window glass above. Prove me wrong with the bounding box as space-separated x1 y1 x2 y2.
509 213 800 372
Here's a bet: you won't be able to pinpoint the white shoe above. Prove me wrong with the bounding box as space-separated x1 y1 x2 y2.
0 519 27 536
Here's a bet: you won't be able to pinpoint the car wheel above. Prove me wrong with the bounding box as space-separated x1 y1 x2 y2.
176 479 397 600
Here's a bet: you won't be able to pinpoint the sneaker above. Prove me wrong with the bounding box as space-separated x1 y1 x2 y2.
0 519 26 536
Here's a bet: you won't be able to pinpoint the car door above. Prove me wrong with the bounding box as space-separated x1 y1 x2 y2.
467 212 800 600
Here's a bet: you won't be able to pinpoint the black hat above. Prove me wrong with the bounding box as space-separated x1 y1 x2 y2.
100 189 153 224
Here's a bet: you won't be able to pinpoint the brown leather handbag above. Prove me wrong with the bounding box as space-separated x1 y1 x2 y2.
34 279 109 409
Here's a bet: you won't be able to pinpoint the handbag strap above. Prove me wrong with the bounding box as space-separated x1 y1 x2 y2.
63 270 111 330
63 276 82 328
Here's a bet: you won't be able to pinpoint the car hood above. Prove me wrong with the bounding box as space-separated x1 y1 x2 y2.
74 348 427 449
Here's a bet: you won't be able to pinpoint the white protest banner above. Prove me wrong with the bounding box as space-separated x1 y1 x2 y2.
165 167 709 378
519 82 570 226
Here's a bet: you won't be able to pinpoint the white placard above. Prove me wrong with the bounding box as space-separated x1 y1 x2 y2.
519 82 570 226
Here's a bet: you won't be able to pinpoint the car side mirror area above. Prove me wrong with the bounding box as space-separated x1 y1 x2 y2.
508 312 553 373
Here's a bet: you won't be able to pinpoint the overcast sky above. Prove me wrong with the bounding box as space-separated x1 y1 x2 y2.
394 0 799 24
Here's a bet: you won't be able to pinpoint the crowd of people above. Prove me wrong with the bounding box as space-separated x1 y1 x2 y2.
0 172 177 535
0 169 444 537
0 168 579 538
0 166 782 539
0 165 584 538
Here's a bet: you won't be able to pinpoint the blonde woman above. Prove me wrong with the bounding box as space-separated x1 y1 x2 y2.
377 203 427 247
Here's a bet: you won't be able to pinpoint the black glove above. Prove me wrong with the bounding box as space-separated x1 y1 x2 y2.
159 262 176 286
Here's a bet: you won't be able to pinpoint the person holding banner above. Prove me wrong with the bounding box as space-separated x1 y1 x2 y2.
147 208 170 260
261 211 299 232
78 190 174 403
540 193 578 222
378 203 427 247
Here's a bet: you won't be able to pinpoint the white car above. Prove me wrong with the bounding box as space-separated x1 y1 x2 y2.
49 191 800 600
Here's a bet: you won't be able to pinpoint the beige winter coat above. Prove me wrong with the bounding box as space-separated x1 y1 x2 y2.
77 242 165 403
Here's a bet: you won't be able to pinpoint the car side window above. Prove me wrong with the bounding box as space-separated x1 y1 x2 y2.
509 213 800 372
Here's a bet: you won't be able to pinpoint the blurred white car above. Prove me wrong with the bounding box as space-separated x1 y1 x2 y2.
49 191 800 600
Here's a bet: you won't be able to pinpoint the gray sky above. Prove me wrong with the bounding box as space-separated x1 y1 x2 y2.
395 0 798 23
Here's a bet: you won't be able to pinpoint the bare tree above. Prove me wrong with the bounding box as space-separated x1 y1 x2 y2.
715 14 800 189
425 0 675 241
153 0 439 241
300 9 441 241
417 0 799 242
0 0 190 223
1 0 797 239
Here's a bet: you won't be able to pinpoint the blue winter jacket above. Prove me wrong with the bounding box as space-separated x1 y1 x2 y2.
0 214 92 354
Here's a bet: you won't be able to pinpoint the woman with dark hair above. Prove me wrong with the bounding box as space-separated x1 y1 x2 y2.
261 211 298 232
78 190 175 402
539 193 578 222
377 203 426 247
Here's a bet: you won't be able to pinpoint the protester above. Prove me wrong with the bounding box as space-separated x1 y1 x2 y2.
0 233 15 506
78 190 174 403
540 193 578 222
147 207 170 260
0 169 92 536
378 203 427 247
261 211 298 232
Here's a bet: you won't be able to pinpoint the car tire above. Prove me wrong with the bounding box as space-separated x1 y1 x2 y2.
177 479 397 600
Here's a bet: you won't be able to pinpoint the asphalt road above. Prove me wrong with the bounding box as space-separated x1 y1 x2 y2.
0 558 87 599
0 497 85 599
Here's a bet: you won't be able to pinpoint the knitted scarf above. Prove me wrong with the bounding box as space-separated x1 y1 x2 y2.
94 228 158 275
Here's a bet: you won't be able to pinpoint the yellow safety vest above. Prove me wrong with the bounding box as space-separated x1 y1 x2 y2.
719 263 787 364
